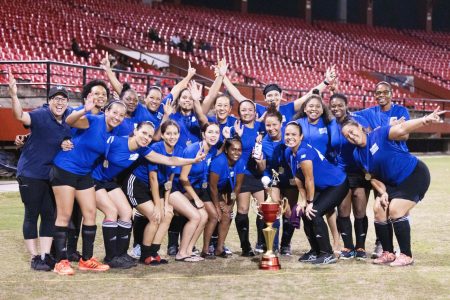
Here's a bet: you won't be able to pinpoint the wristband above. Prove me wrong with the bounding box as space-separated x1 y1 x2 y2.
306 200 313 204
323 80 330 86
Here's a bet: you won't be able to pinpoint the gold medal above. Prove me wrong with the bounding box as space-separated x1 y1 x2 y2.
202 182 208 189
186 140 192 146
164 181 172 191
279 166 284 174
103 160 109 168
365 173 371 181
230 192 236 201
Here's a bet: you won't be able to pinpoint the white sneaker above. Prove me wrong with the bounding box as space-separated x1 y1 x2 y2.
224 245 233 255
129 244 141 259
371 242 383 259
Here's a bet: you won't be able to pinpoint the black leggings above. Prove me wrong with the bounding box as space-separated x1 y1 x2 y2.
18 176 56 239
303 179 349 254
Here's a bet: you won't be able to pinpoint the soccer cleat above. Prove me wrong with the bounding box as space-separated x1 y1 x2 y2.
78 257 110 272
371 242 383 259
373 251 396 265
144 256 160 266
44 253 57 269
67 251 82 262
167 245 178 257
280 246 292 256
31 256 51 271
312 253 337 265
298 250 318 263
120 253 138 266
106 256 134 269
129 244 141 259
254 243 265 254
339 248 355 260
53 259 75 275
355 248 367 261
390 253 414 267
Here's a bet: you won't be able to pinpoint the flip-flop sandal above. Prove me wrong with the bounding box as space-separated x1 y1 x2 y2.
175 256 202 262
200 252 216 260
215 251 229 258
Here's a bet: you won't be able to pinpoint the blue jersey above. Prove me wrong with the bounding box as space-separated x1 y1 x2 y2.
231 121 264 176
182 142 218 189
352 126 418 186
256 102 295 124
261 131 293 187
355 104 410 151
296 117 331 157
17 105 73 180
170 111 201 148
207 115 238 147
329 113 370 172
132 141 183 185
286 141 346 190
209 152 246 191
54 114 116 175
91 136 151 182
70 105 103 136
115 103 157 136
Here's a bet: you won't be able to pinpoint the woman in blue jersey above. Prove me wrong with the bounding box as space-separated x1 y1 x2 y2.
260 105 299 255
232 99 265 256
209 136 245 257
50 96 127 275
329 93 371 260
178 122 220 259
285 121 349 265
8 70 72 271
341 109 443 266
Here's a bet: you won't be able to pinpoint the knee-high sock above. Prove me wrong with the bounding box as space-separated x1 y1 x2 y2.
168 215 185 248
132 212 148 247
280 217 295 247
338 216 354 250
54 226 68 262
354 216 368 249
392 216 412 257
117 220 132 256
81 225 97 261
102 220 118 261
312 217 333 254
235 213 251 251
374 221 394 253
256 216 266 246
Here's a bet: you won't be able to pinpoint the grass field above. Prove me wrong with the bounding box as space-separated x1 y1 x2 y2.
1 156 449 300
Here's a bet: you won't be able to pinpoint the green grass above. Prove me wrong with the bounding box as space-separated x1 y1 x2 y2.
1 156 449 300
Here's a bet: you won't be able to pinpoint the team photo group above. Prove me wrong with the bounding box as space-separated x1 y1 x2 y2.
8 55 444 276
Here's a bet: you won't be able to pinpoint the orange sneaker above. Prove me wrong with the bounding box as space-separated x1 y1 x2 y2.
78 257 110 272
373 251 396 265
53 259 75 275
390 253 414 267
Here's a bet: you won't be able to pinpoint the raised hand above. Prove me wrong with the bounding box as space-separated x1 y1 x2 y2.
194 145 206 162
8 69 17 98
187 61 196 77
100 52 111 70
188 80 203 101
84 93 96 112
234 120 244 137
423 108 445 124
325 65 337 84
163 98 175 116
218 58 228 77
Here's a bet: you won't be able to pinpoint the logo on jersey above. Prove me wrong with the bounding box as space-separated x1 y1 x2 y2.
319 127 328 135
230 171 234 177
191 116 197 122
370 143 379 155
300 154 306 159
157 112 163 120
128 153 139 161
282 115 286 123
206 157 212 166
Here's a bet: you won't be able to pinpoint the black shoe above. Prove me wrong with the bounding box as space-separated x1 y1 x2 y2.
280 246 292 256
167 245 178 257
67 251 82 262
311 253 337 265
106 256 135 269
241 249 256 257
43 253 56 269
298 250 318 263
31 256 51 271
120 253 138 266
200 251 216 260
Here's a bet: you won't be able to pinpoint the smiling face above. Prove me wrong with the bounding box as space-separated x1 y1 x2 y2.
284 124 303 150
145 88 163 112
162 124 180 148
122 90 139 114
239 101 256 124
214 96 231 122
105 103 127 129
225 140 242 163
264 90 281 107
304 97 323 123
375 83 392 109
341 123 366 147
134 123 154 147
265 115 282 140
91 85 108 109
330 97 347 120
178 89 194 112
49 95 69 118
203 124 220 147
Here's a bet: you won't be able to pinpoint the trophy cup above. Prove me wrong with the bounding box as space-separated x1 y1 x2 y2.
252 170 286 270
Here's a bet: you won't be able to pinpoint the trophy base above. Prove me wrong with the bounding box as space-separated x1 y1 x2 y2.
260 254 281 271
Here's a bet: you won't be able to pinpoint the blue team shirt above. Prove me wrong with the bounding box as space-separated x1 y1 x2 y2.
54 114 115 175
170 111 201 148
115 103 156 136
352 126 418 186
285 141 346 190
296 117 330 157
261 132 293 187
256 102 295 124
209 152 246 190
231 121 264 176
17 105 73 180
207 115 238 146
182 142 218 189
91 136 152 182
132 141 183 185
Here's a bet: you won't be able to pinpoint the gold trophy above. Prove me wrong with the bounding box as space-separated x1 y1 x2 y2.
252 170 286 270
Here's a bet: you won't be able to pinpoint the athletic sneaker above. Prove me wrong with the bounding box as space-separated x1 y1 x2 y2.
241 248 256 257
208 244 215 254
298 250 318 262
371 242 383 259
254 243 265 254
224 246 233 255
78 257 110 272
120 253 138 266
339 248 355 260
106 256 134 269
53 259 75 275
280 246 292 256
167 245 178 257
129 244 141 259
355 248 367 261
31 256 51 271
373 251 396 265
390 253 414 267
312 253 337 265
192 246 200 256
67 251 82 262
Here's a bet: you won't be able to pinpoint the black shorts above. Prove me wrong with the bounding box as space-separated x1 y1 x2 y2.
50 166 94 190
94 179 120 192
240 174 264 193
347 172 371 189
386 160 430 203
195 187 212 202
122 174 164 208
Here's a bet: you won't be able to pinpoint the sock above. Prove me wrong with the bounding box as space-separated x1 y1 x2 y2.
140 244 151 261
53 226 68 262
81 225 97 261
66 228 79 255
392 216 412 257
235 213 251 251
67 202 82 255
132 212 148 247
117 220 132 256
338 216 354 250
149 244 161 257
102 220 118 261
210 225 219 247
256 216 266 246
354 216 368 249
374 221 394 253
281 217 295 247
168 215 185 248
312 217 333 254
302 215 320 254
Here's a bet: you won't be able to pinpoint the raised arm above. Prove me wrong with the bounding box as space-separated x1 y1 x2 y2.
223 75 247 103
388 109 445 141
170 61 196 100
189 81 208 126
144 148 205 166
201 59 228 114
8 69 31 126
66 94 96 128
100 53 123 94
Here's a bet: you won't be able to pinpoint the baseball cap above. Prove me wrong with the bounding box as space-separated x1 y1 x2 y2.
49 86 69 99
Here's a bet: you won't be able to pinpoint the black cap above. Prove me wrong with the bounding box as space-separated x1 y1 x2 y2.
49 86 69 99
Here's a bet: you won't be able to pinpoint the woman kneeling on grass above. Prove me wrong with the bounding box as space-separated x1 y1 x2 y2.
341 109 444 266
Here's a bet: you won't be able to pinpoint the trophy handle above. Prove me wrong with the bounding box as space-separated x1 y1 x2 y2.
250 196 263 219
277 197 288 219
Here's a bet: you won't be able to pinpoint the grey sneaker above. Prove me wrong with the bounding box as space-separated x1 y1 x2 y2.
31 256 51 271
224 245 233 255
298 250 317 262
312 253 337 265
129 244 141 259
371 242 383 259
280 246 292 256
254 243 265 254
